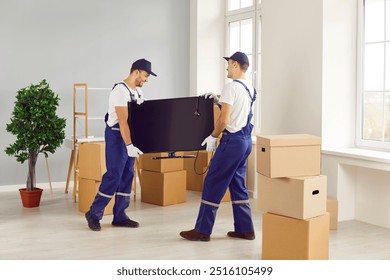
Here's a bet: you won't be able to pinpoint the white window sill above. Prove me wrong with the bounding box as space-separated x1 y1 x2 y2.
322 147 390 166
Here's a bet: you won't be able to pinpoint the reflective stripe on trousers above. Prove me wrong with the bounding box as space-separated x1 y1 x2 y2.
89 124 135 222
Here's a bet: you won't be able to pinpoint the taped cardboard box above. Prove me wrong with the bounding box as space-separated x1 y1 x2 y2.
78 178 114 215
262 212 330 260
141 152 184 173
78 142 106 181
141 170 186 206
258 174 327 219
256 134 321 178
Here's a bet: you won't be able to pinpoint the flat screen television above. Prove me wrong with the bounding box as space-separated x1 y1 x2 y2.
127 96 214 157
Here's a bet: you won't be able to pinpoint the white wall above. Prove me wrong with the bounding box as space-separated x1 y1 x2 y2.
190 0 225 96
322 0 357 149
261 0 323 136
0 0 190 187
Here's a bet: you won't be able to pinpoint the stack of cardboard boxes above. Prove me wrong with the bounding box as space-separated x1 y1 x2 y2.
140 152 186 206
256 134 330 260
77 141 115 215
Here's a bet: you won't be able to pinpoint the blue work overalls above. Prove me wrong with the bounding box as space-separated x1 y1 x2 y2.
88 82 138 222
195 80 257 235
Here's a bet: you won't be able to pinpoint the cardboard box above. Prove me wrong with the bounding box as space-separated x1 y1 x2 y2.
141 170 186 206
183 150 212 170
221 188 231 202
214 104 222 138
262 212 330 260
78 178 114 215
141 152 184 173
327 197 338 230
258 174 327 219
256 134 321 178
183 151 212 191
183 162 231 202
246 143 256 193
78 142 106 181
183 159 207 191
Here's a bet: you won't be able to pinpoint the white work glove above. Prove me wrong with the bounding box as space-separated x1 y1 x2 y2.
201 135 217 152
136 98 145 105
126 144 143 157
203 92 219 103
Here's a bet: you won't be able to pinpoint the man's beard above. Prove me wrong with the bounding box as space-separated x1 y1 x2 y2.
136 78 143 87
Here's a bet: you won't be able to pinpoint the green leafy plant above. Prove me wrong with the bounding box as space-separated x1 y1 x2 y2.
5 79 66 191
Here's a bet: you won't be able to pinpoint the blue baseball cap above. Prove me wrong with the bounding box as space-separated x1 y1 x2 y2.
223 51 249 66
132 58 157 77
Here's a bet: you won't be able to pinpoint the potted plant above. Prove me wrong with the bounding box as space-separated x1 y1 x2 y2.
5 79 66 208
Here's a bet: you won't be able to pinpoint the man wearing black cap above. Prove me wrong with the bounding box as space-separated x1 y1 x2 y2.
180 52 257 241
85 58 157 231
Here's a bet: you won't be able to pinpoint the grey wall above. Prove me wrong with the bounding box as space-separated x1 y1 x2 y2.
0 0 190 187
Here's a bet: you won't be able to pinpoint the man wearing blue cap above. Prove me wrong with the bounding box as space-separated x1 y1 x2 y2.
180 51 257 241
85 58 157 231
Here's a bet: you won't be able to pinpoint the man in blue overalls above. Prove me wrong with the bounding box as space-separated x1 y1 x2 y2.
180 52 256 241
85 58 157 231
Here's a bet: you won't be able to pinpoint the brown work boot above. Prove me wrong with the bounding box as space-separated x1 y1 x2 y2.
227 231 255 240
180 229 210 241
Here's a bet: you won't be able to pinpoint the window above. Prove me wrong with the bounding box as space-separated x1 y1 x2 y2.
357 0 390 150
227 0 254 11
225 0 262 133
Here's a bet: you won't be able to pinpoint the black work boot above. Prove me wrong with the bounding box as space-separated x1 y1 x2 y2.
85 211 101 231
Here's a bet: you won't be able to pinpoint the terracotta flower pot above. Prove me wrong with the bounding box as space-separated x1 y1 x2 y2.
19 188 43 208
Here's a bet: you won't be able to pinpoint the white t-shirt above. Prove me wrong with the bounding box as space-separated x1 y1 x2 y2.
218 79 256 133
106 82 144 127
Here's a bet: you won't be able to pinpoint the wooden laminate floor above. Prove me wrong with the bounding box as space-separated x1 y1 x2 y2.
1 183 390 260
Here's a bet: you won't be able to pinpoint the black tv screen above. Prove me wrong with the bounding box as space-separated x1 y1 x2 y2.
127 96 214 154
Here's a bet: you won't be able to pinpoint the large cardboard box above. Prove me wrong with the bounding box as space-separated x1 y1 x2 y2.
262 212 330 260
78 142 106 181
258 174 327 219
327 197 338 230
256 134 321 178
78 178 114 215
141 152 184 173
141 170 186 206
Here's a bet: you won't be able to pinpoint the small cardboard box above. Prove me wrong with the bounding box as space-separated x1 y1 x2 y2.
262 212 330 260
141 170 186 206
256 134 321 178
258 174 327 219
78 142 106 181
327 197 338 230
78 178 114 215
141 152 184 173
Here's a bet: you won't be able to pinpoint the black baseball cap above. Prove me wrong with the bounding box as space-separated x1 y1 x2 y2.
223 51 249 66
131 58 157 77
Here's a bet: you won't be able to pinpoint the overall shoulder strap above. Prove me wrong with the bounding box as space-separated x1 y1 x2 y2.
233 80 257 105
112 82 136 101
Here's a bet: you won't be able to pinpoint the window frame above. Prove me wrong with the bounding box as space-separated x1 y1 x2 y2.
356 0 390 151
225 0 262 134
